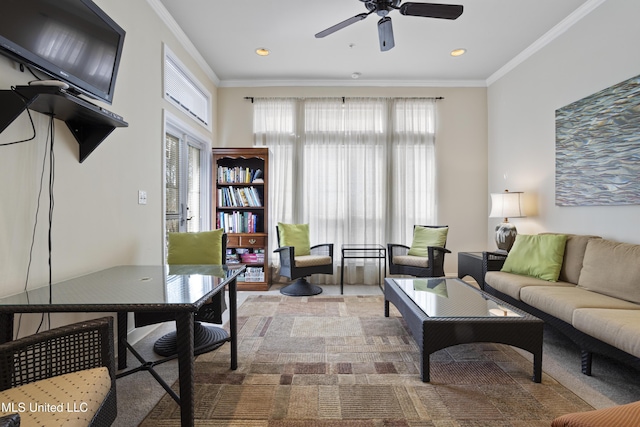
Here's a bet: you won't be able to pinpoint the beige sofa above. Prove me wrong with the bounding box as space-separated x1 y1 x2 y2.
483 234 640 375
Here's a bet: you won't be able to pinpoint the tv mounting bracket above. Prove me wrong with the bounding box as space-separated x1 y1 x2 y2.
0 85 127 163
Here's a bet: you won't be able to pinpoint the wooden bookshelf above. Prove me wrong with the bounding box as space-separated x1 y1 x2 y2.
212 147 269 291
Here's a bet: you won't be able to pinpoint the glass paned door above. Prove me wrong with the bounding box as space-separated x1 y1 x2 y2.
165 128 207 236
187 145 201 232
165 133 181 233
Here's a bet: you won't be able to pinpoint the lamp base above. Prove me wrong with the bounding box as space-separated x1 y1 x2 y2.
495 222 517 252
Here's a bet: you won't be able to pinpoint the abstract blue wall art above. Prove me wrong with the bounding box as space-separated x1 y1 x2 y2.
555 74 640 206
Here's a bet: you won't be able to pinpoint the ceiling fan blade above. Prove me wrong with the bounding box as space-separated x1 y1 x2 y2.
315 12 371 38
399 3 463 19
378 16 395 51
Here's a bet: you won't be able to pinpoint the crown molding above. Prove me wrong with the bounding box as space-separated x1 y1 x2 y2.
218 79 487 88
146 0 220 86
486 0 607 86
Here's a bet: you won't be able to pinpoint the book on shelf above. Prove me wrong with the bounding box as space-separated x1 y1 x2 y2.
217 211 260 233
244 266 264 282
217 186 262 208
217 166 265 184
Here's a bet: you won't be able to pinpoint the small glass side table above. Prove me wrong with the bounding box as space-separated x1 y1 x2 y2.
340 244 386 294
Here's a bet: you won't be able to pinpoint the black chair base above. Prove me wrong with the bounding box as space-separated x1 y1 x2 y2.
153 322 228 357
280 277 323 296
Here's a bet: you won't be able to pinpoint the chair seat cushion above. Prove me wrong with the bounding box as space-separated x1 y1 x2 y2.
295 255 332 267
393 255 429 268
0 367 111 427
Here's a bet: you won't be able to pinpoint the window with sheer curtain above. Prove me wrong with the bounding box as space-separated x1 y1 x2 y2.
254 97 437 285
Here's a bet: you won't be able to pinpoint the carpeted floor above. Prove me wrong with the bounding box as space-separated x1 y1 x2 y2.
140 295 595 426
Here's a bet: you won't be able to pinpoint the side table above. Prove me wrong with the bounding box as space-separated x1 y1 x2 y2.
340 244 386 294
457 251 507 290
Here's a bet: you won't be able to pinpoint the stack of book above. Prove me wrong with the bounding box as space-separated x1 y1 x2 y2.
217 186 262 207
217 211 259 233
217 167 263 184
244 267 264 282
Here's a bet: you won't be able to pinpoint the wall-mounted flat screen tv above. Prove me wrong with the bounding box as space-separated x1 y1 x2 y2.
0 0 126 105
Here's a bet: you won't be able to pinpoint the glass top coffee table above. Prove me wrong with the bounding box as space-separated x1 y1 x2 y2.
384 277 543 383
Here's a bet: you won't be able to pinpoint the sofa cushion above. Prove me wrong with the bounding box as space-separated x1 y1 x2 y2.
573 308 640 359
501 234 567 282
0 366 111 427
552 400 640 427
578 239 640 304
542 233 601 284
407 226 448 257
484 271 574 301
519 286 640 324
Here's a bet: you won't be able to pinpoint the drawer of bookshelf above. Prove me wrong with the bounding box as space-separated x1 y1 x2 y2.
226 234 266 247
239 235 265 247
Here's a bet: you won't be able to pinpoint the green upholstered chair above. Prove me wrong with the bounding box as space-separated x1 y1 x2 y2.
388 225 451 277
134 229 228 356
274 223 334 296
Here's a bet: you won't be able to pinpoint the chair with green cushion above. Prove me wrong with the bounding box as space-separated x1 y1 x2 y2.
388 225 451 277
275 223 334 296
134 229 228 357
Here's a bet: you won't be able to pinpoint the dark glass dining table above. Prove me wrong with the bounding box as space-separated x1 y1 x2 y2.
0 264 245 427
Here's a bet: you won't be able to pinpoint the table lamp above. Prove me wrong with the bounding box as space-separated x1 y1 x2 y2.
489 190 524 252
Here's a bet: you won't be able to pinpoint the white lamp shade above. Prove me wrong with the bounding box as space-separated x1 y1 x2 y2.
489 191 524 219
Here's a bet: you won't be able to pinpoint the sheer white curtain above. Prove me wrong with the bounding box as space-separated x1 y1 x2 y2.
254 97 437 285
388 98 437 245
303 98 388 284
253 98 298 238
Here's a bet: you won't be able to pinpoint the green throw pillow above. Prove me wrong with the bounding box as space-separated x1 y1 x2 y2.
407 226 448 257
501 234 568 282
278 223 311 256
167 229 224 265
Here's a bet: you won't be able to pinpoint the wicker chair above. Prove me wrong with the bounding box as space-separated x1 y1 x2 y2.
388 225 451 277
0 317 117 427
134 230 228 357
274 224 334 296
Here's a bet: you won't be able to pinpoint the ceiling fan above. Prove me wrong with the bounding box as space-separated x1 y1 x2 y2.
315 1 463 52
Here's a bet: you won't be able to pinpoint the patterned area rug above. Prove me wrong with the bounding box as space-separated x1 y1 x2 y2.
141 295 593 426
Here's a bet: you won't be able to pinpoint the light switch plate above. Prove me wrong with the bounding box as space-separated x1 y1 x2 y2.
138 190 147 205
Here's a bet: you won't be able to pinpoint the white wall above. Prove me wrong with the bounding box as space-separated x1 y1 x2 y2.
217 86 489 273
0 0 217 336
488 0 640 245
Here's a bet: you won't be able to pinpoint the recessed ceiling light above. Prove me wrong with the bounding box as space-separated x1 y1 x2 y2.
255 48 270 56
450 48 466 57
351 72 361 79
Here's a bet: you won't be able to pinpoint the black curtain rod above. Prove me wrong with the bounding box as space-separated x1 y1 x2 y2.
244 96 444 103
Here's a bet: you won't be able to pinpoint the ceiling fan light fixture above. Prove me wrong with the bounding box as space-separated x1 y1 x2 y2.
378 16 395 51
450 48 466 57
255 48 270 56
